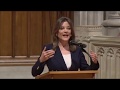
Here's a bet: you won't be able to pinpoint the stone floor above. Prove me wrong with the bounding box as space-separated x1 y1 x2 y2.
0 65 48 79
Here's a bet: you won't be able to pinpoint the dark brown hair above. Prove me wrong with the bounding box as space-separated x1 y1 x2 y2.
52 17 76 52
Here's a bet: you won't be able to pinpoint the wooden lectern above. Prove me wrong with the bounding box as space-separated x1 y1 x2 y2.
35 70 98 79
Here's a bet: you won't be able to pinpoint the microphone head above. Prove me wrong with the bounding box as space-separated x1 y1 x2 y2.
70 39 79 43
69 40 86 48
80 43 86 48
69 40 77 45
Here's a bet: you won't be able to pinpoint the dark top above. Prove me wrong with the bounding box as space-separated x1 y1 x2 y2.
31 44 99 77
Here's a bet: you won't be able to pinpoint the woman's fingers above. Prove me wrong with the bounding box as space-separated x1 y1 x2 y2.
90 50 98 63
43 49 55 60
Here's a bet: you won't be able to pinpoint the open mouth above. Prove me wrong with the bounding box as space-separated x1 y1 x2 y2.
63 35 69 37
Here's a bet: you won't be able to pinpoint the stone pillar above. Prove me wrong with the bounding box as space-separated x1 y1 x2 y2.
74 11 104 26
102 11 120 37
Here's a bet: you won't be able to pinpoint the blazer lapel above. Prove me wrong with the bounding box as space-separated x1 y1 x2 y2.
55 46 68 70
69 51 79 71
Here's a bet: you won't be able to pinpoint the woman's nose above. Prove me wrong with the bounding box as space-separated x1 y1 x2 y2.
64 28 68 31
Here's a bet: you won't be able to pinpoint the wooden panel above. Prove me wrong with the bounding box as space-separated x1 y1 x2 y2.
28 11 43 56
42 11 58 45
0 11 74 66
0 11 12 56
42 11 52 45
14 11 28 56
57 11 74 23
49 11 58 31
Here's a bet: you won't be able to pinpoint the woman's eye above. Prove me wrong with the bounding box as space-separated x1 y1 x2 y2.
60 28 64 30
60 27 71 30
67 28 71 30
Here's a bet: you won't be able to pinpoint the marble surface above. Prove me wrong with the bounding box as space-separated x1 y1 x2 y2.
0 65 48 79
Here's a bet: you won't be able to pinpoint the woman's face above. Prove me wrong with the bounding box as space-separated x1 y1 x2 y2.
57 21 72 43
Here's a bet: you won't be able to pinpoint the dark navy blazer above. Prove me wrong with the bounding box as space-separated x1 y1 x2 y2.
32 44 99 76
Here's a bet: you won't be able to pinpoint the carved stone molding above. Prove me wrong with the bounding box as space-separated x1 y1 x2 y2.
74 25 103 42
0 57 37 66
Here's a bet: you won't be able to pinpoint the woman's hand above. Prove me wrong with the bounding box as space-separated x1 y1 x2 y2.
90 50 98 64
39 47 55 62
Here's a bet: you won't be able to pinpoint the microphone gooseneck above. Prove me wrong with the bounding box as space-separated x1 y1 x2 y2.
69 40 86 48
69 40 92 64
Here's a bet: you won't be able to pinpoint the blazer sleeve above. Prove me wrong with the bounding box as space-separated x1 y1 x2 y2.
90 60 99 70
79 48 99 70
31 45 47 77
31 44 53 77
31 57 46 77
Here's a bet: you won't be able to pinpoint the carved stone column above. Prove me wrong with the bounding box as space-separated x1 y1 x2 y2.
74 11 104 40
74 11 104 26
102 11 120 36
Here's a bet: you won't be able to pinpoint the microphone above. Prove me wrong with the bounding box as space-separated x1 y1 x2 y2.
69 40 92 64
69 40 86 48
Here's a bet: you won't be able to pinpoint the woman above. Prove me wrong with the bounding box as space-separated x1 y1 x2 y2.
31 17 99 77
